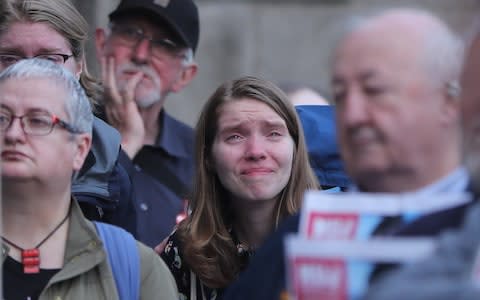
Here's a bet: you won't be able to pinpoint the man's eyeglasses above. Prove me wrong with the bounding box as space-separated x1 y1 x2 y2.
111 24 185 59
0 53 74 68
0 110 80 136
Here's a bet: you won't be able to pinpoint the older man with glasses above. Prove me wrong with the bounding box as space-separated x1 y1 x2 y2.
95 0 199 247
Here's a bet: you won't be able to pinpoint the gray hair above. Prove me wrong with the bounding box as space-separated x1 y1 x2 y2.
421 17 464 98
0 58 93 134
332 8 464 98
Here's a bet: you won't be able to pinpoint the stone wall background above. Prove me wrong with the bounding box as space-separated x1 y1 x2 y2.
75 0 480 126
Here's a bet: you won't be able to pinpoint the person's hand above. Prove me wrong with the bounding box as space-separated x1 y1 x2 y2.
154 237 169 254
101 56 145 159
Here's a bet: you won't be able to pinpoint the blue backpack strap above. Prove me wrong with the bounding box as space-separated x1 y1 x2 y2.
94 222 140 300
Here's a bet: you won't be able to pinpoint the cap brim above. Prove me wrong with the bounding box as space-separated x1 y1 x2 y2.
109 7 190 49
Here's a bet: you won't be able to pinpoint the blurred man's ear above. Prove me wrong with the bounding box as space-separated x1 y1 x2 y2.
72 133 92 172
440 81 461 126
171 63 198 93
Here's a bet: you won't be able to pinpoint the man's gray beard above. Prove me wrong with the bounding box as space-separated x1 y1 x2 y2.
115 63 162 108
135 85 162 108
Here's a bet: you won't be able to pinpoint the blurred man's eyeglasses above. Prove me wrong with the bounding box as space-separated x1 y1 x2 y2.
111 24 185 60
0 109 80 136
0 53 74 68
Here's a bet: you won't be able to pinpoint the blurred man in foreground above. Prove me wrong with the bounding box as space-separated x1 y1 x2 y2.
365 21 480 300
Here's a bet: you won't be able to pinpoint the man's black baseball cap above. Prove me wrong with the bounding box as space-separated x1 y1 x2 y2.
109 0 199 53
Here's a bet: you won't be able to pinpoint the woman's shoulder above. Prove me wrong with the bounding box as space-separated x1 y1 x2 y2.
136 242 179 300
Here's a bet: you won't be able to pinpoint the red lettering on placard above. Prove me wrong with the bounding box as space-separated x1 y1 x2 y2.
292 257 347 300
306 212 359 239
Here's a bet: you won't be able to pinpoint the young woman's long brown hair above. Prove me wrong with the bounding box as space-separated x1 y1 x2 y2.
175 76 319 288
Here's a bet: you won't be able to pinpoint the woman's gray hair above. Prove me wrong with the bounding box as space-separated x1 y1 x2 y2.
0 58 93 134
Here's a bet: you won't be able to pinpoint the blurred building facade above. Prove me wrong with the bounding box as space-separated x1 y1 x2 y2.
74 0 479 126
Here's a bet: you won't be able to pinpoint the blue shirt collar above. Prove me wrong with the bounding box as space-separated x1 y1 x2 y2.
348 167 469 194
412 166 469 195
155 111 191 158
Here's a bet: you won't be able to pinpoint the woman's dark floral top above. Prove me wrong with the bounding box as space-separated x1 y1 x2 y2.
160 231 254 300
161 231 218 300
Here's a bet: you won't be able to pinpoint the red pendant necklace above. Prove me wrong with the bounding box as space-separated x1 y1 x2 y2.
2 210 70 274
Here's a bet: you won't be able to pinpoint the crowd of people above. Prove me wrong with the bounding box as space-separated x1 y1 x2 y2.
1 0 479 299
